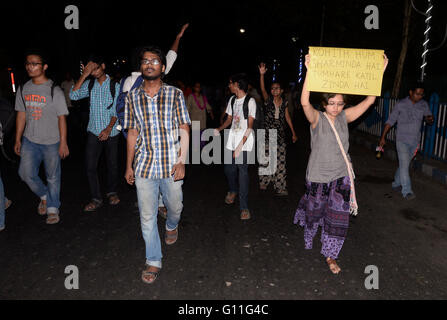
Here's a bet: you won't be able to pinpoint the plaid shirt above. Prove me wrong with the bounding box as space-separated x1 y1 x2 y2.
69 75 120 137
124 83 191 179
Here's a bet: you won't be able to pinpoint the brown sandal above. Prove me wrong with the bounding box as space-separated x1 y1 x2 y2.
225 192 237 204
141 265 160 284
326 258 341 274
108 194 120 205
37 200 47 215
165 228 178 245
46 213 60 225
83 200 103 212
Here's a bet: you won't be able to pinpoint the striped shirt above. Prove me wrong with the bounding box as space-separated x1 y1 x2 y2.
69 75 120 137
124 83 191 179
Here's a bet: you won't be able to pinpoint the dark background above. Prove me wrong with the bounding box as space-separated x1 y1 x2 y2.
0 0 446 99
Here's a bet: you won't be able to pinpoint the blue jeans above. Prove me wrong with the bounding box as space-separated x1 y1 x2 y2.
393 141 418 196
224 150 249 210
18 137 61 214
0 174 5 228
135 176 184 269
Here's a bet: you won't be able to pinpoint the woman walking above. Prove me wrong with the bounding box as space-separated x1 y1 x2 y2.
258 63 297 196
294 53 388 274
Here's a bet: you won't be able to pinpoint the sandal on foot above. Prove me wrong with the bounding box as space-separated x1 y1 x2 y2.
158 206 167 219
240 209 251 220
326 258 341 274
141 266 160 284
37 200 47 216
84 200 103 212
165 228 178 245
225 192 237 204
46 213 60 225
108 194 120 205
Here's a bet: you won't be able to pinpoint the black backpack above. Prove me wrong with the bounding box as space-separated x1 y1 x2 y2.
87 78 117 110
230 94 264 132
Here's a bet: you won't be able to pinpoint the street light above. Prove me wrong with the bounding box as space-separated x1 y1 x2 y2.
240 28 246 34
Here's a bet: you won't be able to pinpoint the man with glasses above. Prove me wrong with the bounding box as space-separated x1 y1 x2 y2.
14 51 69 224
70 54 121 212
124 46 190 284
379 83 434 200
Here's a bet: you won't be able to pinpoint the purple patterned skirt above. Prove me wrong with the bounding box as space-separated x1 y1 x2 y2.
294 176 351 260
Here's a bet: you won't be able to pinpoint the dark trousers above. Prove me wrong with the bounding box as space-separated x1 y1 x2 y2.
85 132 119 201
224 151 249 210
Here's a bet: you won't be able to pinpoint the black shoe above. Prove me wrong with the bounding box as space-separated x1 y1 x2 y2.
392 186 402 193
403 193 416 200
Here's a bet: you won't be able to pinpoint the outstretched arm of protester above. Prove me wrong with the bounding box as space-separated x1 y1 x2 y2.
234 116 254 158
345 54 389 123
258 63 269 101
285 108 298 143
170 23 189 53
58 115 69 159
14 111 26 156
301 54 319 127
125 129 138 185
171 123 190 181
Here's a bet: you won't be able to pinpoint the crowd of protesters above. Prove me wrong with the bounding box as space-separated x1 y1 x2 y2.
2 22 434 281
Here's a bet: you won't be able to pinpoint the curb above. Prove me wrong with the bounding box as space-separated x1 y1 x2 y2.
351 132 447 186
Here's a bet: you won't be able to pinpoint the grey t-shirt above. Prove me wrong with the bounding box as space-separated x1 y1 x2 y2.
15 80 69 145
306 111 350 183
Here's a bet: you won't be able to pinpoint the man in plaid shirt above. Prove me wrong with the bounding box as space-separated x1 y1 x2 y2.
124 46 190 284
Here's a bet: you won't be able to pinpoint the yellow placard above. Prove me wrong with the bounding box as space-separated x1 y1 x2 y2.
307 46 384 96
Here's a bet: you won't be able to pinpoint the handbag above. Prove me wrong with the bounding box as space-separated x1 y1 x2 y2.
323 112 358 216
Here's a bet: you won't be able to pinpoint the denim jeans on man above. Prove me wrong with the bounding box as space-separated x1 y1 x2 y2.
18 137 61 214
135 176 184 269
0 173 5 229
224 150 249 210
85 132 119 202
393 141 418 196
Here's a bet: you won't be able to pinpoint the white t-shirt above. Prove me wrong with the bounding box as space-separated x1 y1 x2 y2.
122 50 177 92
225 95 256 151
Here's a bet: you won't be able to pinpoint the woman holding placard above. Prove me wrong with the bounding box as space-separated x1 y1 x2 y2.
294 52 388 274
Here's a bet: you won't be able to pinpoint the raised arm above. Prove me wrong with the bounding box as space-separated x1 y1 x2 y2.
345 53 389 123
170 23 189 53
258 63 269 101
301 54 319 127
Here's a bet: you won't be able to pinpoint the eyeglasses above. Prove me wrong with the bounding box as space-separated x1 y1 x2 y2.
141 58 160 66
327 102 345 107
25 62 43 67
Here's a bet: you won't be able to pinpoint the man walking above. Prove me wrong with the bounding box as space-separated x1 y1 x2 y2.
214 73 256 220
379 83 434 200
14 51 69 224
70 54 121 211
124 46 190 284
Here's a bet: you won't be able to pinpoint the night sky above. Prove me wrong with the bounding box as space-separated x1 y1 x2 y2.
1 0 446 96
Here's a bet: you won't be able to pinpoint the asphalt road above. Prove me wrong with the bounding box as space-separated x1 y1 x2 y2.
1 125 447 300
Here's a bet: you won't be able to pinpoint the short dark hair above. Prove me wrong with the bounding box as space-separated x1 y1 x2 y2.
138 46 167 69
321 93 348 106
25 49 48 65
87 54 105 66
230 73 249 92
409 82 425 92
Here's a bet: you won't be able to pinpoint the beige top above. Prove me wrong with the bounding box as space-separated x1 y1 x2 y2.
186 94 212 130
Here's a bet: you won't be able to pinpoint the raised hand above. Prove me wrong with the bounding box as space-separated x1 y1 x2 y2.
304 54 310 69
82 61 99 77
383 53 389 72
258 62 267 75
177 23 189 38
